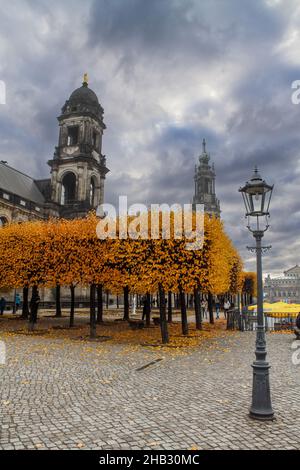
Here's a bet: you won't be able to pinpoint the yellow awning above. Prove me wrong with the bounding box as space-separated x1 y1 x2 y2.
248 301 300 316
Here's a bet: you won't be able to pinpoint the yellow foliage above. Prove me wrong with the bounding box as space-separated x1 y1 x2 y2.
0 212 243 296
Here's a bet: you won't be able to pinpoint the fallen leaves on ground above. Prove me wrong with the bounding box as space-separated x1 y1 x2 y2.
0 315 234 356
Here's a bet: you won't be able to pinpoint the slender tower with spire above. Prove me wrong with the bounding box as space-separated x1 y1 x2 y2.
193 138 220 217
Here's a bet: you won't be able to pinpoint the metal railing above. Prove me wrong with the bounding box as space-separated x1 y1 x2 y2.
226 309 298 332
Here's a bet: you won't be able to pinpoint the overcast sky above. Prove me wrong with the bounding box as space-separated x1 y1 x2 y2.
0 0 300 276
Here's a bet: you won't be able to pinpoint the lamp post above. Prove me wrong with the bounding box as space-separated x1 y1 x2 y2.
239 167 274 421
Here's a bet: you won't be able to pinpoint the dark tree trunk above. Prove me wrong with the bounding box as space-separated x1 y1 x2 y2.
55 284 62 317
123 286 130 321
158 284 169 344
97 284 103 324
194 286 202 330
208 292 214 324
106 290 109 309
175 293 180 309
117 295 119 309
179 286 188 335
21 286 29 319
69 285 75 327
167 291 173 323
28 285 39 331
90 284 97 338
145 292 151 327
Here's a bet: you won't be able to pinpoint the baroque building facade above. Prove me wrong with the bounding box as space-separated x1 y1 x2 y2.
0 75 109 225
193 138 220 217
264 265 300 303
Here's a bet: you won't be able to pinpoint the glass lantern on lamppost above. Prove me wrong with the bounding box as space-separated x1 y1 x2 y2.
239 167 274 421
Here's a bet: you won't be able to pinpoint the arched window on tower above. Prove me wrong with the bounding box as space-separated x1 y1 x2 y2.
89 178 96 206
204 179 209 193
67 126 79 146
0 216 8 227
61 172 76 205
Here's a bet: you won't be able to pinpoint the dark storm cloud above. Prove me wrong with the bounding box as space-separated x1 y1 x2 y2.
0 0 300 274
88 0 221 59
88 0 285 57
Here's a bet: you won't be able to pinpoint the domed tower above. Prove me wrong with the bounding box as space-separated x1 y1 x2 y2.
48 74 109 219
193 138 220 217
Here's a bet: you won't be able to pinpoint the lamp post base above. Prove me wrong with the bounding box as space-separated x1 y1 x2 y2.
249 361 274 421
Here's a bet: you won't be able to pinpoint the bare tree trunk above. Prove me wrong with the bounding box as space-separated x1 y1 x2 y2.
159 284 169 344
69 284 75 327
208 292 214 324
97 284 103 324
28 286 39 331
175 293 180 309
90 284 97 338
55 284 62 317
179 286 188 335
21 286 29 319
146 292 151 327
167 291 173 323
194 286 202 330
123 286 130 321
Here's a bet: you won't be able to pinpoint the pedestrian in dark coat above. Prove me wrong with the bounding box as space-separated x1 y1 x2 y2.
0 297 6 315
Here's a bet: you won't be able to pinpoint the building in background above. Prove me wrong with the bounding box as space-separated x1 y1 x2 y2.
264 265 300 303
193 138 220 217
0 74 109 225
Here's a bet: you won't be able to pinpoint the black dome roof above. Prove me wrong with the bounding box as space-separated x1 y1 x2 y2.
61 80 104 121
69 83 99 106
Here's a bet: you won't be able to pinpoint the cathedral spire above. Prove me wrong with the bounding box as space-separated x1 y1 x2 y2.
193 138 220 217
200 137 209 164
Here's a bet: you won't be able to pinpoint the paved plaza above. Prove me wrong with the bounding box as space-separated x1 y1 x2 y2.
0 319 300 450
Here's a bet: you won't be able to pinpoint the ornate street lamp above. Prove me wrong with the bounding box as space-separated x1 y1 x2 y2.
239 167 274 421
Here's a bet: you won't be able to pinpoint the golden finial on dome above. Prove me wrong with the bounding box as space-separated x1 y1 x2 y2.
83 73 89 86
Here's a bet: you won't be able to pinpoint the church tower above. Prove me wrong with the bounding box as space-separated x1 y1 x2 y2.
193 138 220 217
48 74 109 219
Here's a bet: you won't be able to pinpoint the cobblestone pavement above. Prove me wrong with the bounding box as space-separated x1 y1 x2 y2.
0 325 299 450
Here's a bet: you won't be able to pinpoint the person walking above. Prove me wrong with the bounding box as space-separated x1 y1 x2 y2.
215 299 221 319
201 299 208 319
223 299 231 319
15 293 21 313
0 297 6 315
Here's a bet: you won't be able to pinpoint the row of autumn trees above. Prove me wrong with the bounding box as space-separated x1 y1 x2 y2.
0 212 256 343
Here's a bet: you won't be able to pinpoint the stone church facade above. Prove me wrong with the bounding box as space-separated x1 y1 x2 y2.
0 75 109 226
264 265 300 303
193 138 220 217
